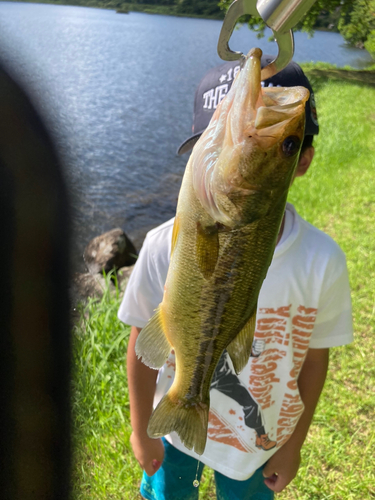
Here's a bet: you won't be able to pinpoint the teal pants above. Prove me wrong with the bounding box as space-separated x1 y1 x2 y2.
140 438 274 500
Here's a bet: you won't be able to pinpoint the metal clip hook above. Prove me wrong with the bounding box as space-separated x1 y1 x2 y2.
217 0 300 79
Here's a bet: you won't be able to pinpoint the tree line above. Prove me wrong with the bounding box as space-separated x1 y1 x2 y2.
219 0 375 57
50 0 375 57
119 0 374 56
118 0 225 18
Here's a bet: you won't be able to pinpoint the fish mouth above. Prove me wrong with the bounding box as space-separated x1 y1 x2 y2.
240 49 310 144
190 48 310 225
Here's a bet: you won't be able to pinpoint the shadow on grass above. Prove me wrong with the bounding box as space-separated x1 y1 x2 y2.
303 68 375 93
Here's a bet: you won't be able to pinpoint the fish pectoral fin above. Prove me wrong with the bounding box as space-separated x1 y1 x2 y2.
148 391 209 456
135 306 172 369
226 309 257 374
196 222 219 279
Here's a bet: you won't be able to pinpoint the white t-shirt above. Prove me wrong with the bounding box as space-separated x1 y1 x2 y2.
118 203 353 480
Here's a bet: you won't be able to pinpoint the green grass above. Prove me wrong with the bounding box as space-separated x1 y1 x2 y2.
71 279 137 498
279 66 375 500
72 67 375 499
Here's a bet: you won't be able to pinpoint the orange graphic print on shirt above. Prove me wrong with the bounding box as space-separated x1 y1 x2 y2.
277 305 317 447
207 304 317 451
208 409 255 453
248 305 292 411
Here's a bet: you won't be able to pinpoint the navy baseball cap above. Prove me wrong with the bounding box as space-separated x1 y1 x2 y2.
177 54 319 155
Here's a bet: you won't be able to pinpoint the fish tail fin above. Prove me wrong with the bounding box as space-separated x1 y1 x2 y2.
147 392 209 456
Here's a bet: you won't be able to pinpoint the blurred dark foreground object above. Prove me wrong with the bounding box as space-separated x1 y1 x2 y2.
0 63 71 498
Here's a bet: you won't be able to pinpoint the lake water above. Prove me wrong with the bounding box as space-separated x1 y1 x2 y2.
0 2 372 270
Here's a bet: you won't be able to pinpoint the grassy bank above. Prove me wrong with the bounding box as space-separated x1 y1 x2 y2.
2 0 225 19
72 66 375 499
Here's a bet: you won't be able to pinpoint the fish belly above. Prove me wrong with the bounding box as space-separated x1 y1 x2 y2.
143 165 286 455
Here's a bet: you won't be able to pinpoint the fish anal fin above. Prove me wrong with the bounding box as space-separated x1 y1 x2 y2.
148 391 209 456
196 222 219 279
135 306 172 369
226 309 257 375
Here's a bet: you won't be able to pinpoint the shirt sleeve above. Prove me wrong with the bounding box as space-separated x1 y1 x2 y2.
309 250 354 349
117 233 165 328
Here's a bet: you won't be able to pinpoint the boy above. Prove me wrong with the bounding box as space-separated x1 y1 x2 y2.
119 55 353 500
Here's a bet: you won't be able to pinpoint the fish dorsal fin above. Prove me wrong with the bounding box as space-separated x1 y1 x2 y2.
196 222 219 279
171 215 180 256
226 309 257 374
135 306 172 369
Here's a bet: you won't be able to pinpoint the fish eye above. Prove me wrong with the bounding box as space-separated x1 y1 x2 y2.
282 136 301 157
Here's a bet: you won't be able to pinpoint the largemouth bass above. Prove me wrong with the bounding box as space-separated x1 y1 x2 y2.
136 48 309 455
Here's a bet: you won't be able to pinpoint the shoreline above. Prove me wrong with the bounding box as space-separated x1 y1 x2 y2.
4 0 372 51
4 1 373 51
2 0 226 19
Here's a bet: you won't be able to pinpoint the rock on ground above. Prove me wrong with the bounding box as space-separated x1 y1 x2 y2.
83 228 137 275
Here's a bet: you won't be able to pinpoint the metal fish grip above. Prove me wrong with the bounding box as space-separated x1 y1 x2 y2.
217 0 317 79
